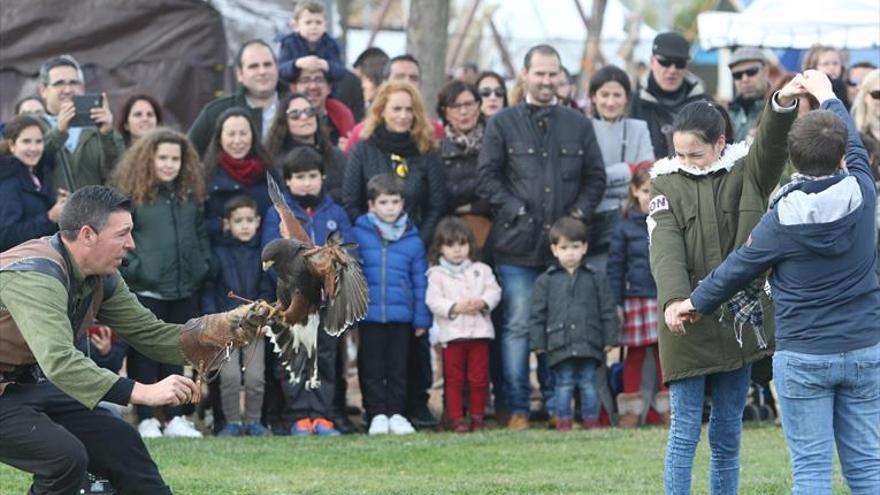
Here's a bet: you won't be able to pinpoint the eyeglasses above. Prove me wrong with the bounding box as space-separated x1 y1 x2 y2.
732 67 761 81
49 79 83 88
297 76 327 86
287 107 317 120
478 87 506 98
655 57 687 69
870 90 880 100
447 100 478 111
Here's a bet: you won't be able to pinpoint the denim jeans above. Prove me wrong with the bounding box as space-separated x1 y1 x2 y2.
553 358 599 420
774 341 880 495
664 365 751 495
495 264 554 415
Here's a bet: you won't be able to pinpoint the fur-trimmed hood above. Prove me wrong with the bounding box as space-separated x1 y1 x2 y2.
650 141 750 178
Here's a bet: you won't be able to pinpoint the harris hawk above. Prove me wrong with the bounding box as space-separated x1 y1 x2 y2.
261 173 368 388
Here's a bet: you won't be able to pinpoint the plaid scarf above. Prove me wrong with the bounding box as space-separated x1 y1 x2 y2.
723 278 768 349
729 171 847 348
770 171 840 209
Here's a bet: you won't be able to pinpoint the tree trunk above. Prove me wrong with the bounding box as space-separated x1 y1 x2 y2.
577 0 607 97
407 0 450 119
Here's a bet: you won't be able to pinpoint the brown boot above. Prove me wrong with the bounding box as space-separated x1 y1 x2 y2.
616 392 646 428
654 391 671 425
507 413 529 431
547 414 558 430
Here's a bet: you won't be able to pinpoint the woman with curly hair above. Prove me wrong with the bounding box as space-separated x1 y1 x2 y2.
265 93 346 203
342 80 445 245
203 107 275 241
113 127 211 438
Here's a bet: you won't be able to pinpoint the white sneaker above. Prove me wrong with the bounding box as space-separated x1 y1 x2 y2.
163 416 203 438
368 414 389 435
388 414 415 435
137 418 162 439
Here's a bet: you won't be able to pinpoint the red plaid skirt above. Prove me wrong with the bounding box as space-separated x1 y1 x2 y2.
621 297 658 347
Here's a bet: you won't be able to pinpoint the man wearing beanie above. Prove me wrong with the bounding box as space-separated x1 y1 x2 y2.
631 32 710 158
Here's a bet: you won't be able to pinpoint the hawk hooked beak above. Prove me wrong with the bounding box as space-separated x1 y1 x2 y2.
262 260 275 271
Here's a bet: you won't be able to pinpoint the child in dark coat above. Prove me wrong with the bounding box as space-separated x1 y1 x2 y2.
277 1 346 84
606 166 667 427
261 146 355 436
529 217 618 431
353 174 432 436
201 195 271 437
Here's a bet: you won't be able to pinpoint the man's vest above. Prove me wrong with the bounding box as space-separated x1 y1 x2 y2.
0 234 118 373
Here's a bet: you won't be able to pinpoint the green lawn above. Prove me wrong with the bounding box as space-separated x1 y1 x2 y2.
0 424 848 494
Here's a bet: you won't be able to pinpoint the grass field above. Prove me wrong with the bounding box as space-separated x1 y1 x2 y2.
0 423 850 494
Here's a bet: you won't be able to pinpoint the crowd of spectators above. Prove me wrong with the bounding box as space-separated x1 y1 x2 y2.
1 1 878 491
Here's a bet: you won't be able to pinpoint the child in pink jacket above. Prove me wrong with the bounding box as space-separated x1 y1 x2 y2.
426 217 502 433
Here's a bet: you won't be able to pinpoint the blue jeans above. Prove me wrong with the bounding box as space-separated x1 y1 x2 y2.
664 365 751 495
774 341 880 495
495 264 554 415
553 358 599 420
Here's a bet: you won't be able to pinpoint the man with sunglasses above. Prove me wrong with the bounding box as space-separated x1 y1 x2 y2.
728 47 771 142
38 55 125 192
631 32 709 158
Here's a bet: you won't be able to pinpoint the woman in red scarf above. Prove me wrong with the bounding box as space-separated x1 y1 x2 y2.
202 107 275 241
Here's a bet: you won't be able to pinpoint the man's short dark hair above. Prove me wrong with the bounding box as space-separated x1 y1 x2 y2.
523 44 560 71
367 174 405 201
279 146 324 179
223 195 258 219
59 186 132 240
354 47 390 87
382 54 421 81
787 110 848 177
549 217 589 245
235 39 276 69
39 55 83 85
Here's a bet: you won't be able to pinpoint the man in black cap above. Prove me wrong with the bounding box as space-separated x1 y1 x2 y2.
631 32 709 158
728 47 771 142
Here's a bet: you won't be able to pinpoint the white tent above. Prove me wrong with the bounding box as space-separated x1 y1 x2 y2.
697 0 880 50
484 0 658 74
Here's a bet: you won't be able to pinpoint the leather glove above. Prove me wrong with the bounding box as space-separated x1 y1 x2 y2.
180 302 273 371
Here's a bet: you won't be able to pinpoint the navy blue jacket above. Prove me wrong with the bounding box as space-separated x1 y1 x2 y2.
691 98 880 354
201 234 271 314
278 32 345 84
205 167 272 242
0 155 57 251
261 191 355 250
352 214 431 329
606 208 657 306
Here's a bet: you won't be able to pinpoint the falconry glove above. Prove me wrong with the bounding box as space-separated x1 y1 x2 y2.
179 302 272 372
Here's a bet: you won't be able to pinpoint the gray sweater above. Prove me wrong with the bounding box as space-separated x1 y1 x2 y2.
591 118 654 213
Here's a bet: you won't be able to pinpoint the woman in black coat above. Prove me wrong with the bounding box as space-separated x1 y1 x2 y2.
436 80 493 251
343 80 445 244
0 115 65 251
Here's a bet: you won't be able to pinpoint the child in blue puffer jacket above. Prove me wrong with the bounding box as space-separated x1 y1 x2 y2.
353 174 432 436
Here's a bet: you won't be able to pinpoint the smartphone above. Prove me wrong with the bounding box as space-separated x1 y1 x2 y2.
70 94 103 127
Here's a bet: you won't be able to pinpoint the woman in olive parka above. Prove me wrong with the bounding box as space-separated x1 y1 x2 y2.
648 77 804 494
